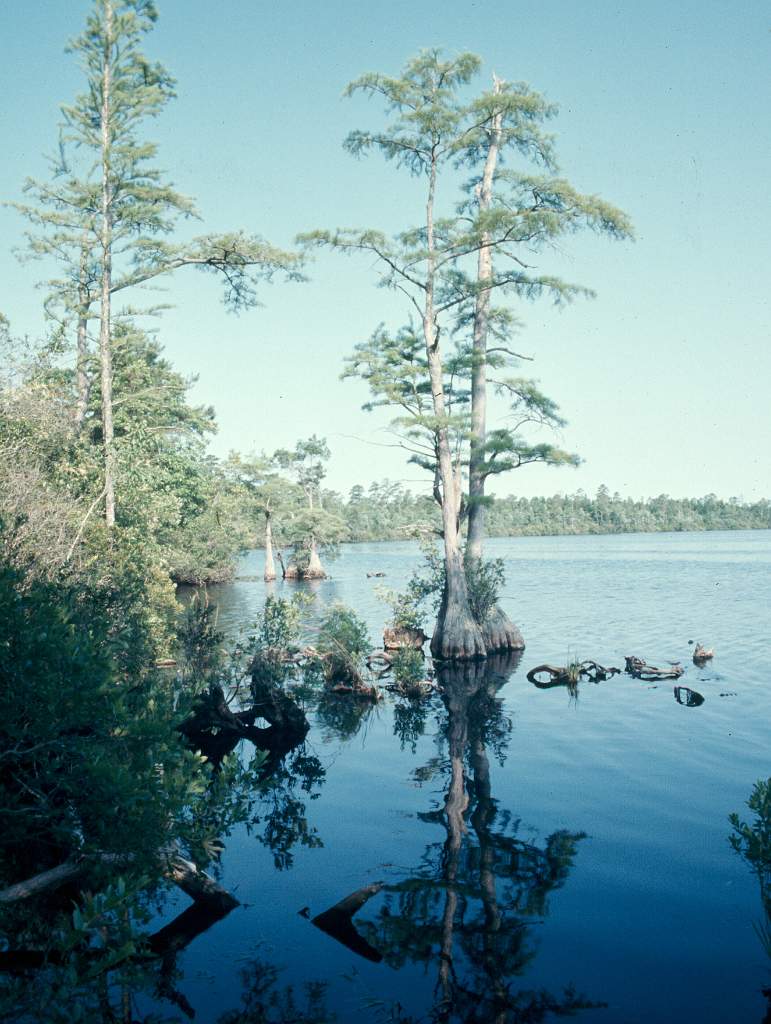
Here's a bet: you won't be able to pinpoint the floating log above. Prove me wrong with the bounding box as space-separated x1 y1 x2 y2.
624 656 684 681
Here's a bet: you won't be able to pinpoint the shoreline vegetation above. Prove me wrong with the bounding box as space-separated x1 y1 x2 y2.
301 485 771 544
177 483 771 584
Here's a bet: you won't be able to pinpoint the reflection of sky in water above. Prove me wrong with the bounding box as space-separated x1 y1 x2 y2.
170 530 771 1024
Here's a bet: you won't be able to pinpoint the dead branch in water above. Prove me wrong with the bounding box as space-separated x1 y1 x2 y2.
311 882 384 962
624 656 684 681
527 661 620 688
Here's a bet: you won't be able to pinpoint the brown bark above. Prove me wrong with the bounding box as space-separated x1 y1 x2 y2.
99 1 116 527
263 510 276 581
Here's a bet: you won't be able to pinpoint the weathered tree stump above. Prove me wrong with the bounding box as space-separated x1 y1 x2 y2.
383 626 427 651
692 643 714 665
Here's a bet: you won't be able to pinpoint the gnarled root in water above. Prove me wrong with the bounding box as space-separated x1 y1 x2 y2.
527 661 621 688
480 604 525 652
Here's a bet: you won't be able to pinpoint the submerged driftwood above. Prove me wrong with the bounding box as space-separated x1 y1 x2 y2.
527 661 620 688
366 650 393 674
179 680 309 769
311 882 384 962
0 849 237 1000
0 846 237 912
624 656 684 681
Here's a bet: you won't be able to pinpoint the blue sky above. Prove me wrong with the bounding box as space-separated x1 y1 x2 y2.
1 1 769 500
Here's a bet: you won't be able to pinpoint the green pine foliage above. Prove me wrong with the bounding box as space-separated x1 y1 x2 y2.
324 482 771 542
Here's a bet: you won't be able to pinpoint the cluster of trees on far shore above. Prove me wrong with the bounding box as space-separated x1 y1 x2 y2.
322 481 771 543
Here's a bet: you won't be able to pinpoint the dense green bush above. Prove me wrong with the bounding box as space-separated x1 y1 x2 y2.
316 603 371 683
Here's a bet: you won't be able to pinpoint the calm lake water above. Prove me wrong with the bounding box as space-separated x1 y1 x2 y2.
161 531 770 1023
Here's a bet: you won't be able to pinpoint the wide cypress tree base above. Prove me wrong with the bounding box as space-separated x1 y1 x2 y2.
431 590 487 661
481 604 525 652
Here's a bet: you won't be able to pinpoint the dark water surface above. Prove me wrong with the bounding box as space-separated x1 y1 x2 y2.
163 531 770 1023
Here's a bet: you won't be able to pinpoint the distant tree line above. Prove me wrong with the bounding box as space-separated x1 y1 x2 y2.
311 480 771 543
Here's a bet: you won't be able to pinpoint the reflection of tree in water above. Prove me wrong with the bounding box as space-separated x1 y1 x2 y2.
393 695 436 753
347 654 601 1023
729 778 771 1021
217 959 332 1023
314 690 380 743
251 744 326 871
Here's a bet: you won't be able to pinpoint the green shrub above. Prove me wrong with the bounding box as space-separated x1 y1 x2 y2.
464 557 505 625
316 603 371 682
391 647 426 689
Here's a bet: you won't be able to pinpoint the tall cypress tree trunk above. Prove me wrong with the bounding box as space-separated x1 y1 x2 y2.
75 235 91 430
466 77 523 651
98 0 116 528
264 510 276 581
424 152 485 660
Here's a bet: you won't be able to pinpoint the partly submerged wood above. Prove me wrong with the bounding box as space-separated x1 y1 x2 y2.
383 626 427 651
527 661 620 687
311 882 384 963
0 847 238 911
624 656 684 681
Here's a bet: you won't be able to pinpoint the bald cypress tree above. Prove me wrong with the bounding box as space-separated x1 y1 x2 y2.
307 51 630 659
456 75 632 648
16 0 302 527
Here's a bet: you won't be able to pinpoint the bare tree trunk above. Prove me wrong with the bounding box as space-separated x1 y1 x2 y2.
75 234 91 430
466 76 524 652
305 536 326 579
423 149 485 660
466 79 501 568
99 1 116 528
264 510 276 581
